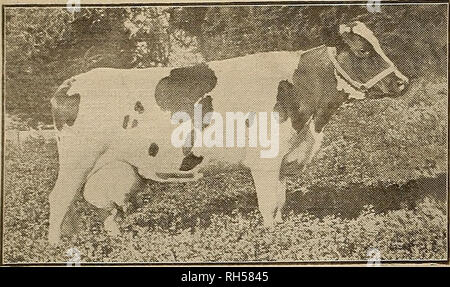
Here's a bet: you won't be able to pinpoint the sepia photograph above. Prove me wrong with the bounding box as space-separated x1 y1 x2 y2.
0 0 448 266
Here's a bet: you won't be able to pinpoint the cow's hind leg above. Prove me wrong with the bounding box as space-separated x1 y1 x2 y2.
83 161 142 235
48 138 104 244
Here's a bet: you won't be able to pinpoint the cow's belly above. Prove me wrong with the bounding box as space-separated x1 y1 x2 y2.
192 118 294 172
92 119 185 178
91 141 182 181
91 117 294 182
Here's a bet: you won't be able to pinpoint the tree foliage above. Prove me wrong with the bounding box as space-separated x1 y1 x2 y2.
4 5 448 124
5 7 175 124
170 5 447 78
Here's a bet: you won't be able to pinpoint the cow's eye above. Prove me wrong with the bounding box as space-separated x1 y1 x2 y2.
360 48 370 55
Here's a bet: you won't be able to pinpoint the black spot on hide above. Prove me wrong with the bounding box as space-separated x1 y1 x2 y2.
179 153 203 171
154 64 217 117
134 101 144 114
123 115 130 129
148 143 159 157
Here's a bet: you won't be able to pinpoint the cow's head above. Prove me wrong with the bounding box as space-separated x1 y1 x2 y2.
334 21 408 98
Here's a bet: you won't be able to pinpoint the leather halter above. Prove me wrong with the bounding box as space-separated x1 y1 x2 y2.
326 46 399 92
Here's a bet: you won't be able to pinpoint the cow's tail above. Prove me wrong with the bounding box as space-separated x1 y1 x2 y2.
50 78 74 151
50 78 80 149
50 94 61 146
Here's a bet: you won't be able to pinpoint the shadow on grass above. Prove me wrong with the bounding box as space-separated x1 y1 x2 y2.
286 173 447 219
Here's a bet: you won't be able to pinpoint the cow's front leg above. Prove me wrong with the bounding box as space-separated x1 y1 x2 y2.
285 117 325 171
303 107 335 165
251 169 285 227
274 178 286 223
103 204 124 236
48 140 104 244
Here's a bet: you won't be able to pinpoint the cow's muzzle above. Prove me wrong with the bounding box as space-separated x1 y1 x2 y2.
367 73 409 99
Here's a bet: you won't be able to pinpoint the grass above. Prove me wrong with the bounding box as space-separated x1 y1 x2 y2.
2 78 448 263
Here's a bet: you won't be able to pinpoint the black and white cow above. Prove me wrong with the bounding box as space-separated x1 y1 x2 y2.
48 22 408 243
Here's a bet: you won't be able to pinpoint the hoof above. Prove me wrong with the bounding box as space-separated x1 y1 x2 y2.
48 227 61 245
104 215 121 236
103 207 124 236
261 216 275 228
274 211 283 224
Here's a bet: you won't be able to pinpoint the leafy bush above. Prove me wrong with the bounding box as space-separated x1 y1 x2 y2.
4 7 184 123
297 78 448 189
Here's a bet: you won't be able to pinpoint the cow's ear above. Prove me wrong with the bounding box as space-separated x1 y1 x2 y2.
338 23 355 47
321 24 341 47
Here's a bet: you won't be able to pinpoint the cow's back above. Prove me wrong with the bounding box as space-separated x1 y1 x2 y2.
209 51 301 113
55 51 301 134
54 67 173 138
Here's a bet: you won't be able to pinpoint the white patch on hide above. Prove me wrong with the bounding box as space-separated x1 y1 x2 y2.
307 119 324 163
296 139 310 164
334 69 366 100
289 117 325 166
291 116 313 164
